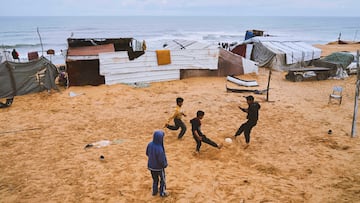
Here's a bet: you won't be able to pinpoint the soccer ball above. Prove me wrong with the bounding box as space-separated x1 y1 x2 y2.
225 138 232 143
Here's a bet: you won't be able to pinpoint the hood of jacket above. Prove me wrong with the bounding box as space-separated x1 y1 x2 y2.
152 130 164 146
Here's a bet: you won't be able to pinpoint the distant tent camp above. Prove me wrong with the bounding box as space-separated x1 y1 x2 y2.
232 37 322 71
0 56 58 98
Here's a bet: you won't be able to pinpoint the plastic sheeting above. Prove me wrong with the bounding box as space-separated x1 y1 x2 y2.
0 56 58 98
240 37 322 71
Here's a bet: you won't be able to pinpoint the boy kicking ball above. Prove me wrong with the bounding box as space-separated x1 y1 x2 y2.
190 110 223 154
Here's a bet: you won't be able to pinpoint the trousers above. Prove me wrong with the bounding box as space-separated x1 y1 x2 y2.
193 134 218 152
150 169 166 196
235 120 257 144
167 118 187 138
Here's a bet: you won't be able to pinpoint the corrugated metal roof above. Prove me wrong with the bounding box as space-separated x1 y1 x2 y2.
67 44 115 56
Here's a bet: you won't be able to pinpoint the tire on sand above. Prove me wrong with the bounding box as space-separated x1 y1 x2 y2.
294 74 303 82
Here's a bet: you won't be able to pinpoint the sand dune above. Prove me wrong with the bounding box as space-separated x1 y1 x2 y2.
1 43 360 202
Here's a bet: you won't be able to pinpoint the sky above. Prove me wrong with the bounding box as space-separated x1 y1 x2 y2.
1 0 360 16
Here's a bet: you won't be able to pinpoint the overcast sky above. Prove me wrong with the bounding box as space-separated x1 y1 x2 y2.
2 0 360 16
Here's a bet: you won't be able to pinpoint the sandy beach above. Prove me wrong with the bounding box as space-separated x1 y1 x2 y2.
1 42 360 202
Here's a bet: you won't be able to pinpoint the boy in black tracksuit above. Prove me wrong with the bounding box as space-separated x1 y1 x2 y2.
234 95 261 148
190 110 222 153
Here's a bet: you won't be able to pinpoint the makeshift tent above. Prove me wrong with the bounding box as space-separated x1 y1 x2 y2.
99 48 219 84
66 38 145 86
99 39 258 85
217 48 258 76
232 37 322 71
313 52 354 69
312 52 355 78
66 44 114 86
0 56 58 98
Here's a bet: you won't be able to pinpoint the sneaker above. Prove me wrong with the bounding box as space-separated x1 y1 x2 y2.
243 143 249 149
218 143 223 149
160 192 169 197
152 192 158 196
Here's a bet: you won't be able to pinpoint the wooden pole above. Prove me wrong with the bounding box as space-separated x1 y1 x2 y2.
37 27 44 56
266 69 272 102
351 50 360 138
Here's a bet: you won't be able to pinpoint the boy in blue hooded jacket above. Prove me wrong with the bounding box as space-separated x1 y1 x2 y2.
146 130 168 197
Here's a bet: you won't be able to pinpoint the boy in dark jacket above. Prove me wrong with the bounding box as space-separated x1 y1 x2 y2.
190 110 222 153
234 95 261 148
146 130 168 197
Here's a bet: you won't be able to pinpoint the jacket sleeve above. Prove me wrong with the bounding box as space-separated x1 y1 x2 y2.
160 150 168 168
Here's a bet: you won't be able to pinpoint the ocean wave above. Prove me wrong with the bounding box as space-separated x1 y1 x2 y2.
0 43 66 49
1 16 359 57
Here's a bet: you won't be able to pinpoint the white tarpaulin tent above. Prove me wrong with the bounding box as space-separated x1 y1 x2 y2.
240 37 322 71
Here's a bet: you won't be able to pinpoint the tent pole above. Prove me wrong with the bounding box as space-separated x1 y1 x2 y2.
37 27 44 56
351 50 360 138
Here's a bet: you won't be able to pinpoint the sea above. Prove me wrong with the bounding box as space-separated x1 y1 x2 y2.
1 16 359 65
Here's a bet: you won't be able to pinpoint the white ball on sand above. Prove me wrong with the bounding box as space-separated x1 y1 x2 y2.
225 138 232 143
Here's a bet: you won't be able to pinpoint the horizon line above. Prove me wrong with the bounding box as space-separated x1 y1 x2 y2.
1 15 360 17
